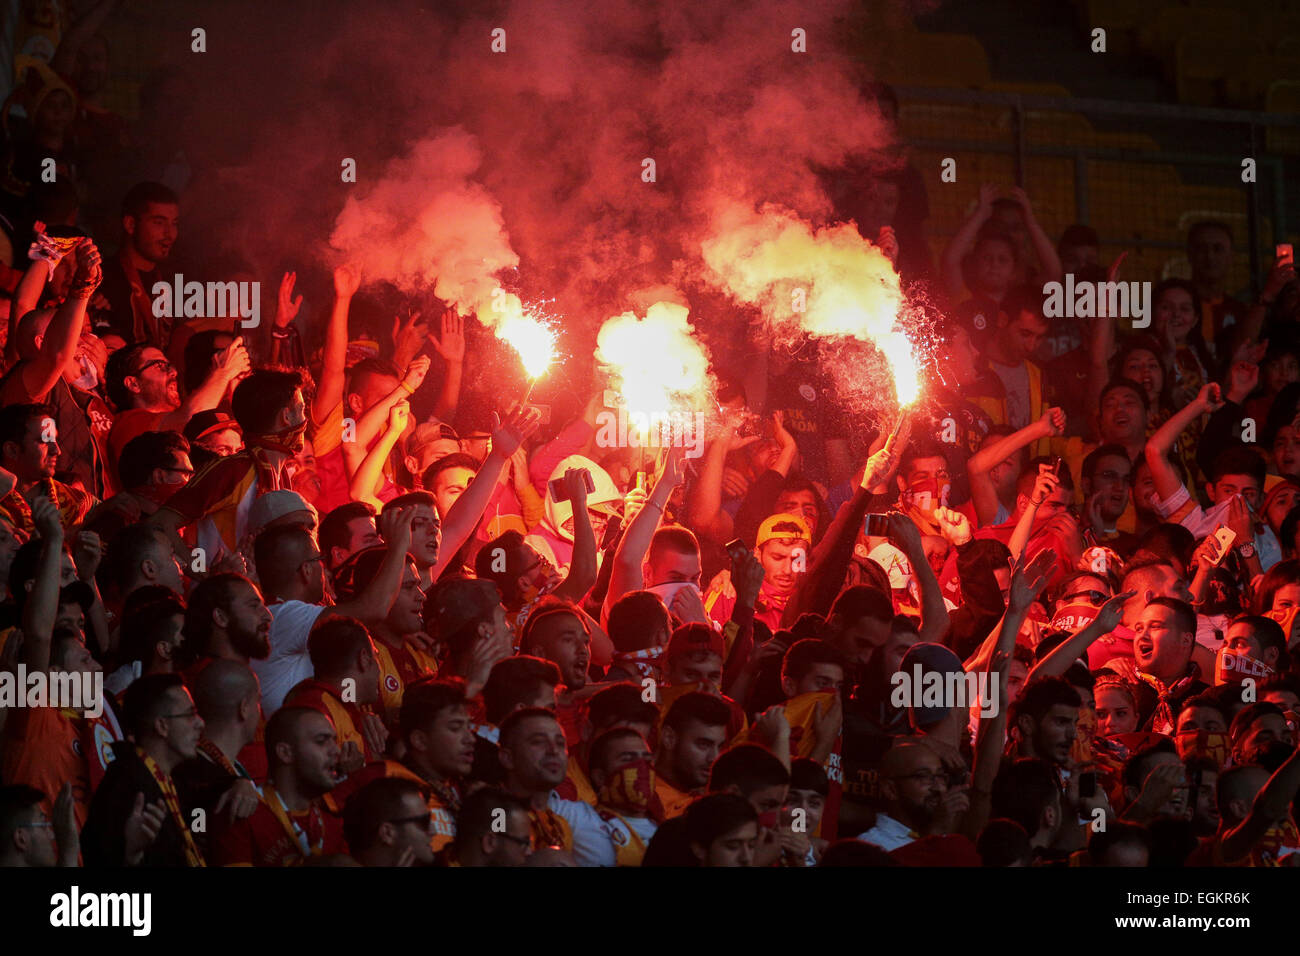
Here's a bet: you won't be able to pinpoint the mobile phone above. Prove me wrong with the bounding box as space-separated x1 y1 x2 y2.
548 468 595 502
635 471 647 493
865 513 890 537
1278 243 1294 268
528 403 552 426
1078 771 1096 799
1050 456 1063 477
724 538 749 559
1211 525 1237 564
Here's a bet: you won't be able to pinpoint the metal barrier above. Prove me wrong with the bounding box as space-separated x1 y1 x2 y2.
895 85 1300 296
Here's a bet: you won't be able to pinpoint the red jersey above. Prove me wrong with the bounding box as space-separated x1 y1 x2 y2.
210 783 345 866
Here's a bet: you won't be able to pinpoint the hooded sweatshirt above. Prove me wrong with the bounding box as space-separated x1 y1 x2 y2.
525 454 622 575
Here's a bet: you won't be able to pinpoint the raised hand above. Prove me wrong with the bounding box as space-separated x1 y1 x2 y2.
275 271 303 328
72 530 103 582
401 355 431 394
31 494 62 542
333 263 361 300
69 239 103 298
1038 406 1066 437
124 793 168 865
1008 548 1057 614
378 504 416 552
492 405 543 458
932 506 972 547
216 335 251 383
428 308 466 365
1093 590 1136 633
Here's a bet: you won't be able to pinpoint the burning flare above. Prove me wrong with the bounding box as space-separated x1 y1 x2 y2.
596 302 712 421
702 201 921 406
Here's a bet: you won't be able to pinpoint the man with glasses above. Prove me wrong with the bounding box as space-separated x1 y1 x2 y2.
104 339 249 481
0 783 79 867
82 674 208 866
857 739 958 852
86 429 194 542
452 787 534 866
342 777 437 866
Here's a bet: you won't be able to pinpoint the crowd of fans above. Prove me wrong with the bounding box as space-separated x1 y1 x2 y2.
3 12 1300 870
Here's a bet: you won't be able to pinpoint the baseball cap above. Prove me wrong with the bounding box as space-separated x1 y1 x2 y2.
424 577 502 638
755 513 812 549
899 642 966 728
665 622 725 662
184 409 242 444
249 490 317 537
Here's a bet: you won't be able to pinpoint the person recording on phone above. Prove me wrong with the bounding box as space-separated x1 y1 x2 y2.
1145 382 1280 574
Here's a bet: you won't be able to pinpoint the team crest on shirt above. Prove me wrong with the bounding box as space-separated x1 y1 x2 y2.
385 675 400 693
973 313 987 330
608 825 628 846
94 724 116 768
798 384 816 402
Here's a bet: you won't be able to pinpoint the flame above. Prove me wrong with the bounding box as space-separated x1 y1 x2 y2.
702 202 922 407
596 302 712 421
497 312 557 380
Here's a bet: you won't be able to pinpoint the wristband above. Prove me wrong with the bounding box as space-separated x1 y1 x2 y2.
399 380 416 395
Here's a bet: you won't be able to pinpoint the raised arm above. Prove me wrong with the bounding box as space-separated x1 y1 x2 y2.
1221 742 1300 863
1007 464 1058 561
430 406 542 580
964 649 1011 840
939 184 997 297
157 335 250 431
965 547 1056 675
20 498 65 673
1144 382 1222 502
1008 187 1062 283
685 416 756 542
341 358 430 472
1026 591 1133 682
551 466 599 605
314 264 359 424
601 448 683 617
967 407 1064 525
426 308 466 423
17 241 101 400
328 506 415 623
887 510 950 644
350 402 409 509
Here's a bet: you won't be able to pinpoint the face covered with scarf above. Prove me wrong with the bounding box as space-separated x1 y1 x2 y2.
897 454 951 524
593 731 657 818
255 388 308 455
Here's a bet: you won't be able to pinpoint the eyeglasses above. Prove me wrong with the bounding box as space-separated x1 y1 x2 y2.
162 708 200 721
498 832 533 849
133 359 173 377
1095 470 1131 484
1063 590 1109 606
18 820 55 830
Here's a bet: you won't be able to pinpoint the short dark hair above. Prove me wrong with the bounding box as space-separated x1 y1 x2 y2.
1122 738 1179 790
102 523 171 597
1081 443 1131 484
830 585 894 627
1230 614 1289 671
498 706 561 752
399 678 468 744
454 787 529 856
121 181 179 218
118 592 186 667
1148 597 1197 638
265 706 329 767
0 784 47 839
253 525 314 598
318 501 376 567
589 727 647 777
1137 524 1196 571
473 530 530 607
0 403 52 456
662 691 732 736
708 743 790 795
990 758 1061 834
1208 446 1265 489
789 757 829 797
586 682 659 731
383 491 436 513
307 615 373 678
684 792 759 855
182 573 255 660
423 453 480 493
104 344 151 411
118 430 190 490
649 525 700 560
482 657 560 726
977 818 1031 867
343 777 426 855
781 639 845 685
1229 701 1286 746
607 591 671 653
231 368 303 435
1009 677 1082 730
122 673 185 740
1099 377 1147 412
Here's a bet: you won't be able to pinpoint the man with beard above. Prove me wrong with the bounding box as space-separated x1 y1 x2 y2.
182 573 274 779
150 369 309 562
1187 742 1300 866
332 545 438 727
343 777 437 867
209 707 346 866
1008 677 1080 769
248 507 414 715
475 527 598 636
858 739 962 852
707 514 810 634
519 599 592 746
82 674 207 866
453 787 534 866
104 337 248 478
654 692 732 819
95 182 178 347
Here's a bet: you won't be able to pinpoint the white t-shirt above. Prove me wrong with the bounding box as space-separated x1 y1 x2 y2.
252 600 324 715
548 792 657 867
